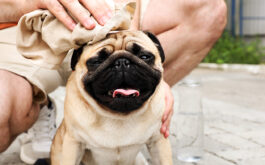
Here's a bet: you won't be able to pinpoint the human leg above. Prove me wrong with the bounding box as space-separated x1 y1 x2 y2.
141 0 227 86
0 70 39 152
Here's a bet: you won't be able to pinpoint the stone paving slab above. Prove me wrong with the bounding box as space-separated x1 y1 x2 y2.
239 157 265 165
0 68 265 165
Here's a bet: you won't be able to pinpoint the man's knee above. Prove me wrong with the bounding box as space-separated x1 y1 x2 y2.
142 0 227 36
0 70 39 152
0 102 38 153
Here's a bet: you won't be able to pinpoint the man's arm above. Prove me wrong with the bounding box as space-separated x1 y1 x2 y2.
0 0 38 22
142 0 227 86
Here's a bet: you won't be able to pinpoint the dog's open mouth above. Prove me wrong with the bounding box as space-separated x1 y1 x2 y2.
108 89 140 98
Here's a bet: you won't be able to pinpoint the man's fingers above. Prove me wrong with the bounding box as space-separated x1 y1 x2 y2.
160 110 172 138
44 0 76 31
80 0 113 25
59 0 95 29
39 0 113 30
160 102 172 136
165 110 172 131
162 111 171 131
162 100 173 122
162 84 174 122
160 81 174 138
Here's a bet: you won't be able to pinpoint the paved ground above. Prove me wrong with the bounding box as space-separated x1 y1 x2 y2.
0 67 265 165
171 68 265 165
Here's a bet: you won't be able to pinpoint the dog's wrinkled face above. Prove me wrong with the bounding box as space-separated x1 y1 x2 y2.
71 31 165 114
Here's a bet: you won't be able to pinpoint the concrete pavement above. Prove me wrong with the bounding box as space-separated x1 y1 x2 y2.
1 67 265 165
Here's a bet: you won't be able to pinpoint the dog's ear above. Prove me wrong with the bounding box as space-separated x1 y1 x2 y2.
71 46 84 71
144 31 165 63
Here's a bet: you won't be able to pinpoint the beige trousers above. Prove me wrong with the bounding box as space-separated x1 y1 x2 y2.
0 26 71 103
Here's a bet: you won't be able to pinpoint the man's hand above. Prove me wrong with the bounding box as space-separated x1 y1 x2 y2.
37 0 113 30
160 81 174 138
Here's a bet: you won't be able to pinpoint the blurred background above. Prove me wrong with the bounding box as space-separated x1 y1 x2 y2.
203 0 265 65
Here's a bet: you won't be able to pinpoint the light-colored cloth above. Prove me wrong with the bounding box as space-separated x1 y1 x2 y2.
16 2 136 69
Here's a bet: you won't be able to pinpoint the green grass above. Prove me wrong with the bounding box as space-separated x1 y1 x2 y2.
203 31 265 64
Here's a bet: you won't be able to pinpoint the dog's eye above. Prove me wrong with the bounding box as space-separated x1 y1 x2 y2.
92 60 101 64
139 52 153 60
140 55 150 60
87 58 103 65
91 59 102 65
138 52 155 65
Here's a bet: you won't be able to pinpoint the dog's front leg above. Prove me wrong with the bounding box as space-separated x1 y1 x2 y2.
61 132 85 165
147 135 173 165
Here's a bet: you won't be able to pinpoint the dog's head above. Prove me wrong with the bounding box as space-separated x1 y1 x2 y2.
71 31 165 114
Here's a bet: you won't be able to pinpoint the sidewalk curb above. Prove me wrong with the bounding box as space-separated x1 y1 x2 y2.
199 63 265 74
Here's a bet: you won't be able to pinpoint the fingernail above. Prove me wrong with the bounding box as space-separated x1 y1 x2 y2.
84 19 95 29
70 23 76 31
100 11 112 25
166 130 170 138
100 16 109 25
107 11 113 18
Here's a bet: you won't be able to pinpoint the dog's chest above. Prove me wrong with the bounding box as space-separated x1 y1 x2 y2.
84 143 146 165
71 114 160 165
73 113 161 148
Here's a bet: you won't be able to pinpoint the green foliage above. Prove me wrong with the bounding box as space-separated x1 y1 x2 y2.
203 31 265 64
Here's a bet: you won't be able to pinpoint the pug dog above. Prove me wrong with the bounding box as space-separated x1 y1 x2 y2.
51 31 173 165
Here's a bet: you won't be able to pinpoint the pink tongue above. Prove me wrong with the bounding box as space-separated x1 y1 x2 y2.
113 89 140 98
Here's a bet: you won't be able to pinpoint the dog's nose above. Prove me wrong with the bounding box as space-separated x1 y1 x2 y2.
114 58 131 69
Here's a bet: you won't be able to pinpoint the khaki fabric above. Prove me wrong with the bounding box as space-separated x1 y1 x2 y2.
16 2 136 69
0 27 71 103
